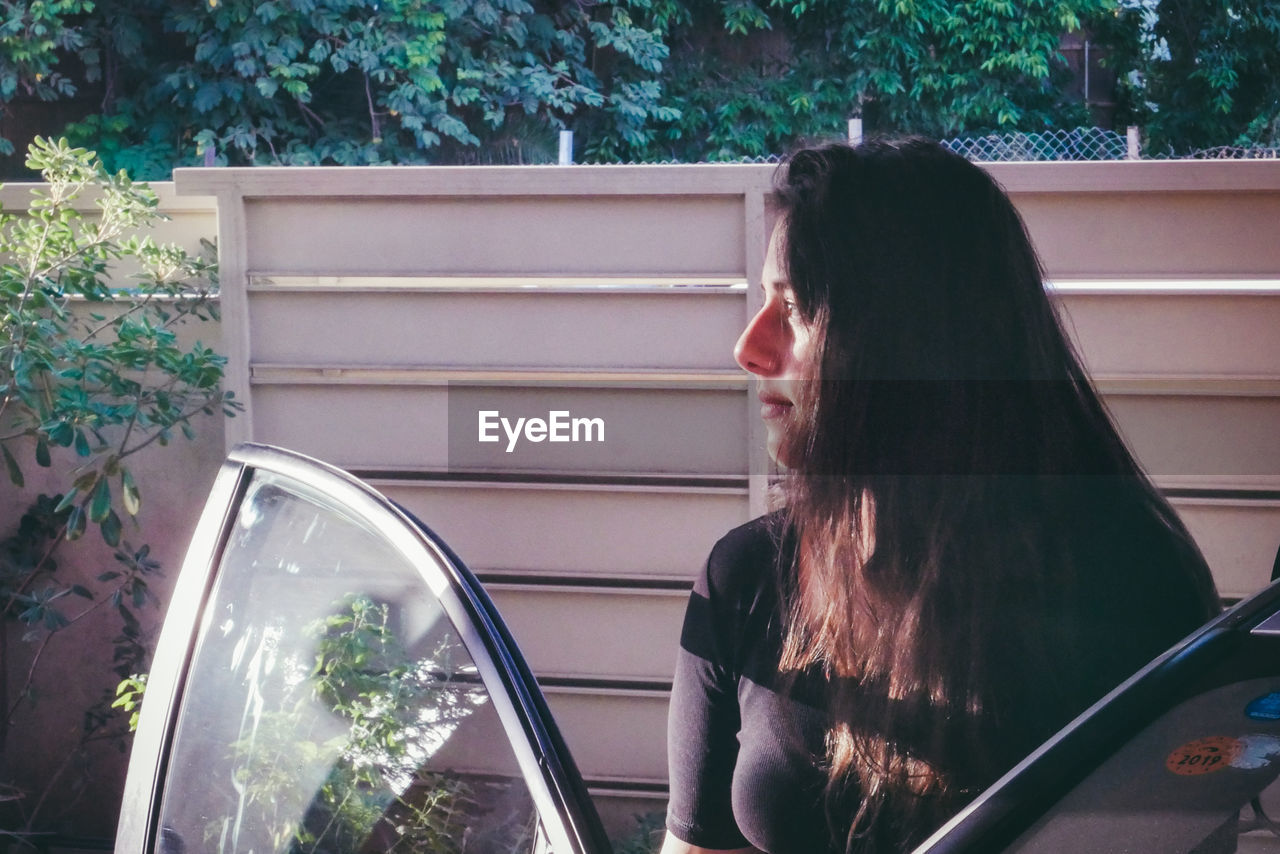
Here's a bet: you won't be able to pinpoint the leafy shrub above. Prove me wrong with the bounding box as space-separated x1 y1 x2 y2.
0 136 235 836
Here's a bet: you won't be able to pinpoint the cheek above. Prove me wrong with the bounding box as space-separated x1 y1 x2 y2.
793 326 818 368
786 330 821 399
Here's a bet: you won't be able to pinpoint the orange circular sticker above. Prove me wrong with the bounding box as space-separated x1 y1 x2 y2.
1166 736 1242 776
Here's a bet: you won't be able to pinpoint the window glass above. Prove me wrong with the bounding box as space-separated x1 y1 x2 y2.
1005 677 1280 853
155 470 539 854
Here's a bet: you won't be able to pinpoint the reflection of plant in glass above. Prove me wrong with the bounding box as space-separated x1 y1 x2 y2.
212 595 534 854
612 810 666 854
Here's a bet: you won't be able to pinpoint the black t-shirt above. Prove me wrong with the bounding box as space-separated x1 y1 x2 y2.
666 513 837 853
664 507 1219 853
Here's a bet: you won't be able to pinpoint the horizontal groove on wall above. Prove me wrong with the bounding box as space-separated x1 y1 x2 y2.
1048 279 1280 295
350 468 751 490
587 780 669 799
250 364 1280 396
538 676 673 694
477 571 693 591
486 580 688 595
249 363 749 389
248 274 748 292
1164 487 1280 502
1092 375 1280 397
1156 476 1280 494
368 476 749 496
249 275 1280 295
362 472 1273 500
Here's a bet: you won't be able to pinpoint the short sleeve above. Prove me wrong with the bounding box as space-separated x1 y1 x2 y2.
665 519 778 849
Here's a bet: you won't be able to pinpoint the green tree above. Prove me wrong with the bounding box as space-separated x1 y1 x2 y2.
2 0 1114 172
12 0 1266 169
1103 0 1280 152
600 0 1107 161
0 1 94 157
3 0 672 177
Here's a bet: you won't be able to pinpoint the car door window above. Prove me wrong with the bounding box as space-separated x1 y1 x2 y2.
916 583 1280 854
999 677 1280 853
121 446 606 854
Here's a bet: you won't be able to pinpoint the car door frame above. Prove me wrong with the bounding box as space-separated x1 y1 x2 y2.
115 442 611 854
915 578 1280 853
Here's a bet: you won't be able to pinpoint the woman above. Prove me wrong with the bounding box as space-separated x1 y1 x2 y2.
661 139 1220 854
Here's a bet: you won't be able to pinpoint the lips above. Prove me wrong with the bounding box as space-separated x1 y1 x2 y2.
758 392 793 421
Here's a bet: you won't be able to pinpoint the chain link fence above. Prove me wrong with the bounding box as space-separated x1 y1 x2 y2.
940 127 1130 161
939 127 1279 161
575 153 783 166
567 128 1278 165
1177 144 1280 160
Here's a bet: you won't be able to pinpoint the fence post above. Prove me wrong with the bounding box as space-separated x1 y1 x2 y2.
1126 126 1141 160
559 130 574 165
1083 41 1091 112
848 118 863 146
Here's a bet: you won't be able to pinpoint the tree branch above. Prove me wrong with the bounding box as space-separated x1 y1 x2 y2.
365 73 381 141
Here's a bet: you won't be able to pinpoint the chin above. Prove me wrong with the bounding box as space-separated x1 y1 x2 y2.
765 434 794 470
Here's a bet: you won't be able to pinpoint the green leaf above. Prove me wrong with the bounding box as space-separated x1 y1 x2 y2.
73 428 91 457
100 510 122 547
1 444 23 487
45 421 73 446
121 468 141 516
35 437 51 467
193 82 222 113
89 476 111 523
45 608 70 631
66 505 86 540
54 489 80 513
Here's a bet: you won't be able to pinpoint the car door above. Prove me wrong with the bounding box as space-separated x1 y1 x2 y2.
115 443 611 854
917 576 1280 854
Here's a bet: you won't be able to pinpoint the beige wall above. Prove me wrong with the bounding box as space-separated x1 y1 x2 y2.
170 160 1280 832
5 162 1279 839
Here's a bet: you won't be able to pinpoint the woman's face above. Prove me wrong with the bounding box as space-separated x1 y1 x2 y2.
734 224 818 466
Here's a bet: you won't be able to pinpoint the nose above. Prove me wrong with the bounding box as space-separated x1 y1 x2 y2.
734 303 780 375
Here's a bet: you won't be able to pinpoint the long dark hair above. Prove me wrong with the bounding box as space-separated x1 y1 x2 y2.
771 139 1220 851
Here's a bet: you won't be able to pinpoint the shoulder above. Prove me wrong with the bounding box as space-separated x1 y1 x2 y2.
679 513 790 687
698 512 789 608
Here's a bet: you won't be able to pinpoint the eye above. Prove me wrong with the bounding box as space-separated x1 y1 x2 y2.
781 297 799 321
